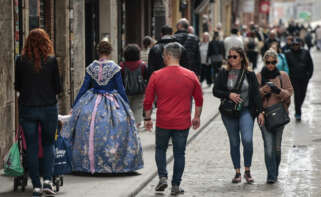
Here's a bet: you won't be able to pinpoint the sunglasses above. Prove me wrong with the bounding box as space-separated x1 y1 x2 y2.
228 55 239 59
266 61 277 65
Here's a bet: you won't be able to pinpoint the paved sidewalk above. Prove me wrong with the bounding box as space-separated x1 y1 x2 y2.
0 85 218 197
137 49 321 197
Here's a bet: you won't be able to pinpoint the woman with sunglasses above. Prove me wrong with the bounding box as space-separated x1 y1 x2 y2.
213 47 264 184
256 49 293 184
269 42 289 74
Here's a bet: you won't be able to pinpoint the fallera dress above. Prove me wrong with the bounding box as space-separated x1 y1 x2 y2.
62 59 144 173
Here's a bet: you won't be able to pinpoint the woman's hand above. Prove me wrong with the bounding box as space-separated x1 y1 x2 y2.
257 112 265 126
262 85 271 94
229 93 243 104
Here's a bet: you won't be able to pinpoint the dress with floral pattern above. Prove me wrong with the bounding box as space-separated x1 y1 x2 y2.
62 59 144 173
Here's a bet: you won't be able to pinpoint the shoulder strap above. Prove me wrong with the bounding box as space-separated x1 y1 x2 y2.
233 69 246 92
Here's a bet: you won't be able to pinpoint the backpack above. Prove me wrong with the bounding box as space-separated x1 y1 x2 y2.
123 63 146 96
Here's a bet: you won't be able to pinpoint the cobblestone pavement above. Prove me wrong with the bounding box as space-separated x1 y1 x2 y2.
137 50 321 197
0 76 219 197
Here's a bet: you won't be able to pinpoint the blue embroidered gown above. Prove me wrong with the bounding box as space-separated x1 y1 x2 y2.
62 59 144 173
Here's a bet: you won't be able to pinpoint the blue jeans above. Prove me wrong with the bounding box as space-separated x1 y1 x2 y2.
155 127 189 186
19 105 57 188
260 125 284 181
221 109 254 169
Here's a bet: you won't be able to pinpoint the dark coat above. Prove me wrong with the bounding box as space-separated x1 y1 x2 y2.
147 36 189 80
207 40 225 63
174 30 201 76
213 68 263 118
284 48 314 80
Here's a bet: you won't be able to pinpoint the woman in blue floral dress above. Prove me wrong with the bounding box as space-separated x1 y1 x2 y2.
62 40 144 173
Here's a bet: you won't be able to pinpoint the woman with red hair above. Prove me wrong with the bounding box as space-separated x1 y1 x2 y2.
15 28 61 197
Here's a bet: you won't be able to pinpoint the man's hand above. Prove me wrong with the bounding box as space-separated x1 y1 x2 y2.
144 120 153 131
257 112 265 126
192 117 200 130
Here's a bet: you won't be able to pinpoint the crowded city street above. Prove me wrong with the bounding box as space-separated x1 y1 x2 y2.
1 1 321 197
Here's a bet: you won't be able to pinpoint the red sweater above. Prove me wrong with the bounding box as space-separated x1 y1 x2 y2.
144 65 203 130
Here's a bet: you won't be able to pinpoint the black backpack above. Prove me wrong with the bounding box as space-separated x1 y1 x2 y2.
123 63 146 96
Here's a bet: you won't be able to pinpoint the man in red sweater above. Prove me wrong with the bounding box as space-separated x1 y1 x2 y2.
144 42 203 195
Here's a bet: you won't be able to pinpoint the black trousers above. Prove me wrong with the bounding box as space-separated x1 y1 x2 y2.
212 61 223 82
291 78 310 115
200 64 212 85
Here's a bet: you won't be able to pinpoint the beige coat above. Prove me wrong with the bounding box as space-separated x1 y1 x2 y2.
256 71 293 112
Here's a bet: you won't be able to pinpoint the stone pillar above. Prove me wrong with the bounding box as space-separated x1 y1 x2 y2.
109 0 118 62
153 0 166 41
70 0 86 105
0 0 15 168
55 0 71 114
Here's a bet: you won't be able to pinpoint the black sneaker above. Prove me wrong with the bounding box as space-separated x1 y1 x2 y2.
171 185 184 196
32 188 42 197
155 177 168 192
43 180 56 195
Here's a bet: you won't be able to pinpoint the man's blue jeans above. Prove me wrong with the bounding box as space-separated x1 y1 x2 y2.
155 127 189 186
260 125 284 181
19 105 57 188
221 109 254 169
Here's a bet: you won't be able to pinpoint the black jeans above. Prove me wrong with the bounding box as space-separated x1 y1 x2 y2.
155 127 189 186
200 64 212 85
19 105 57 188
291 78 309 115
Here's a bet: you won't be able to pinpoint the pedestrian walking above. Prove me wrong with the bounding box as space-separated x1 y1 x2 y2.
282 35 293 53
284 38 314 121
224 28 244 59
199 32 211 86
213 47 264 184
315 25 321 50
304 29 313 51
144 42 203 195
141 36 154 65
62 40 143 174
148 25 175 79
261 30 279 56
15 28 61 196
245 31 259 70
174 18 201 76
270 42 289 74
120 44 148 128
207 31 225 82
256 49 293 184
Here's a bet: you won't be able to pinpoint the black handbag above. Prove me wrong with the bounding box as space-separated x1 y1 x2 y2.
264 76 290 131
219 69 246 118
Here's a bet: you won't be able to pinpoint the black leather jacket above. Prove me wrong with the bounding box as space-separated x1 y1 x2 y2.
285 48 314 80
174 30 201 76
147 35 189 80
213 68 263 118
